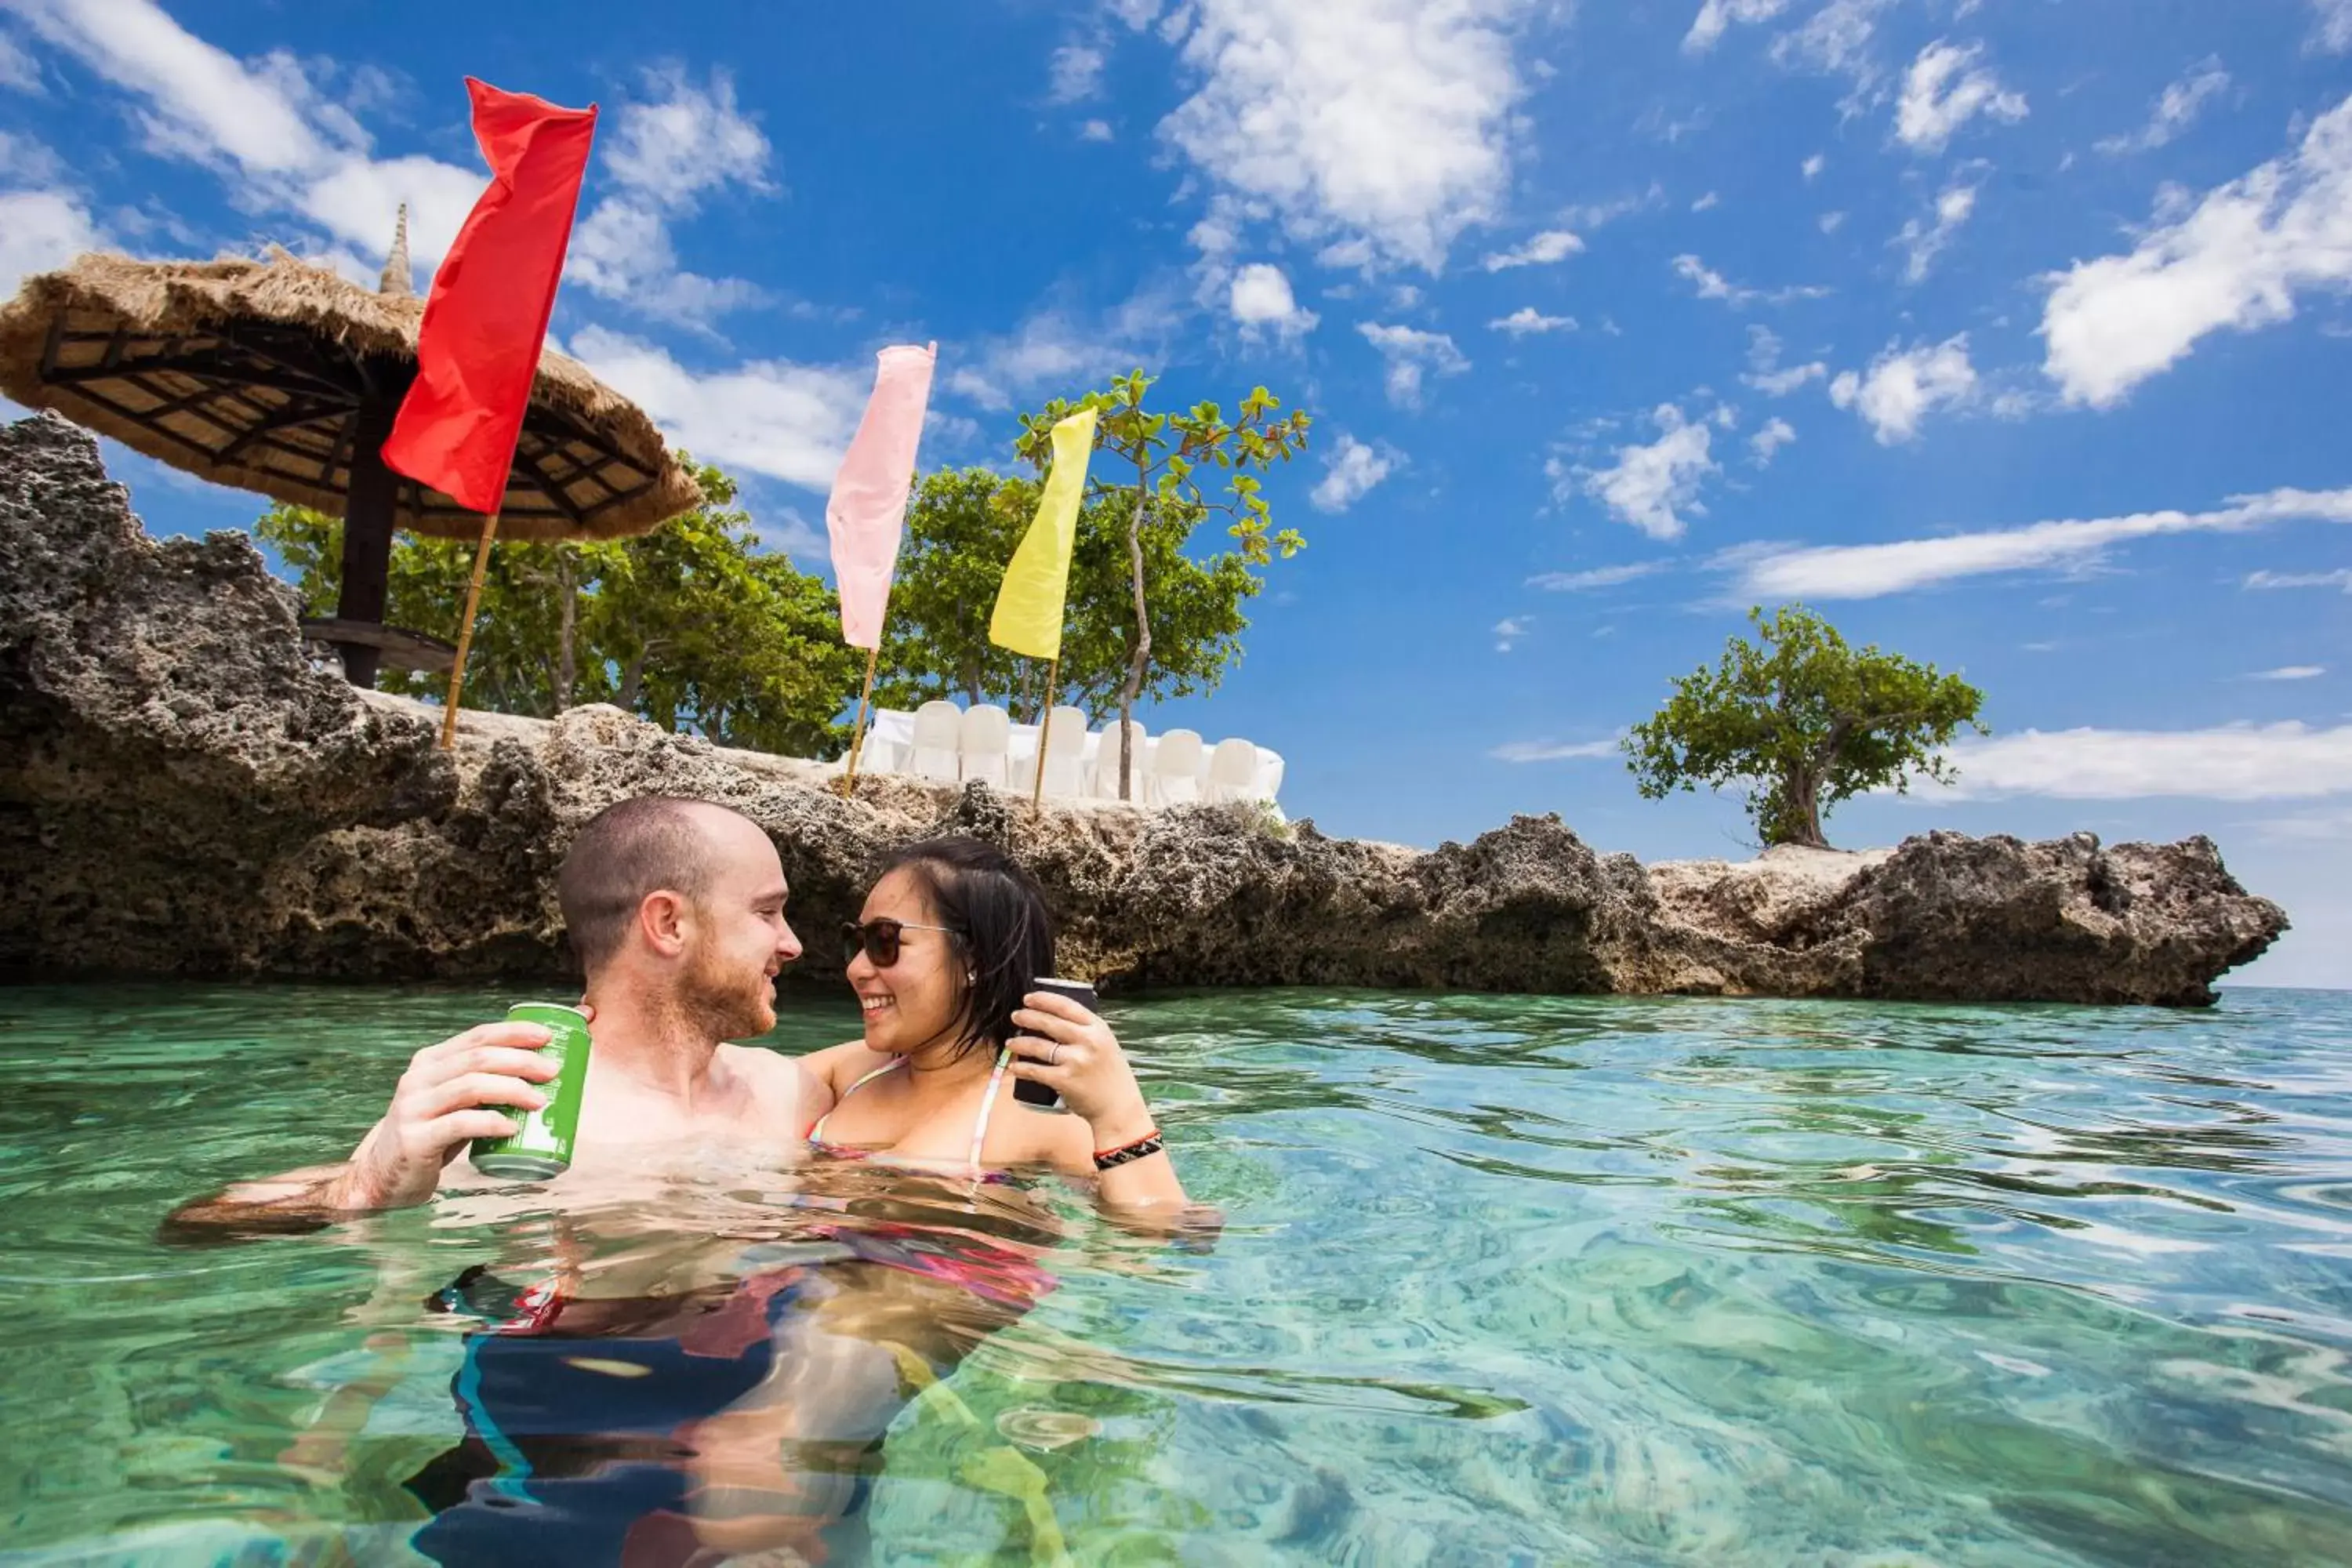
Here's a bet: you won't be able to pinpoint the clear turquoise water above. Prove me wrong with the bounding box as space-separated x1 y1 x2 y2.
2 983 2349 1565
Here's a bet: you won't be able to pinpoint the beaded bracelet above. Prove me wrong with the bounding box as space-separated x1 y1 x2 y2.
1093 1129 1165 1171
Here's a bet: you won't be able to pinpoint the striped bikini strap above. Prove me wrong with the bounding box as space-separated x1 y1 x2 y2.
808 1056 905 1142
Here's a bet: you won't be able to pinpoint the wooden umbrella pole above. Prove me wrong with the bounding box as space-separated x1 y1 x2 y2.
840 642 883 797
1031 657 1060 810
437 510 502 751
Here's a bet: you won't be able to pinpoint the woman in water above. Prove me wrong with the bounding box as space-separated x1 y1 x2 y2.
799 834 1187 1210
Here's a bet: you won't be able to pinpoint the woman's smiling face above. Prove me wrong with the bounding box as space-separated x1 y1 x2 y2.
847 867 967 1057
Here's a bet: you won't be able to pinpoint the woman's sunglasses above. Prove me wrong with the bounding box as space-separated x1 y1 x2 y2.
841 917 961 968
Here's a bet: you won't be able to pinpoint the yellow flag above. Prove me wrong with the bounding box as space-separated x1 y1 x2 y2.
989 406 1097 661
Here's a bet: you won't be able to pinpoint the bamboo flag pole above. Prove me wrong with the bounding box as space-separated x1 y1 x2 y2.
437 510 502 750
1031 656 1062 809
839 641 884 797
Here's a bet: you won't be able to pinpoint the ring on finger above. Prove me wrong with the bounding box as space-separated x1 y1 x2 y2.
1047 1041 1062 1066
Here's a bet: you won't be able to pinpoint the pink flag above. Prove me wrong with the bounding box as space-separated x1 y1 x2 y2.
826 343 936 649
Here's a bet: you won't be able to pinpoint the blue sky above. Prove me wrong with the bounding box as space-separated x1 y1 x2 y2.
3 0 2349 986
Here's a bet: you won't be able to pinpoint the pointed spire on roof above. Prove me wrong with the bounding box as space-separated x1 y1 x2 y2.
379 205 413 298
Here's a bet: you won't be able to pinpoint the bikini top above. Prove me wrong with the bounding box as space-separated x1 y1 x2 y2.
805 1046 1012 1183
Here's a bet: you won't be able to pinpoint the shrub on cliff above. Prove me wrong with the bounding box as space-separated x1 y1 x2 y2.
1624 604 1987 849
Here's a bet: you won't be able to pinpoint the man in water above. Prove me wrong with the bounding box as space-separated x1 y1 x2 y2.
168 795 811 1229
168 795 869 1563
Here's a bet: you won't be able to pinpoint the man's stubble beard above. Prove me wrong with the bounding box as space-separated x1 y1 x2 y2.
678 931 775 1042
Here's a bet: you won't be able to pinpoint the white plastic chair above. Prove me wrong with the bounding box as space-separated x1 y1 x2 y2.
1155 728 1205 805
1091 720 1150 802
1207 738 1260 804
960 704 1012 789
1036 706 1089 797
910 701 962 782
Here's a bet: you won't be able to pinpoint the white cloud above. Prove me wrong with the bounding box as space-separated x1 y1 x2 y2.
1492 738 1621 762
944 283 1182 412
1527 560 1671 591
1490 306 1576 335
1829 334 1976 443
1050 43 1106 103
1740 324 1828 394
1749 416 1798 464
1683 0 1790 53
0 187 101 294
1079 118 1115 142
569 325 869 494
1492 615 1531 652
1802 152 1826 180
1771 0 1896 86
2252 665 2328 680
1819 209 1847 233
1671 252 1829 307
2096 60 2229 155
1562 187 1667 230
1932 724 2352 801
1481 228 1584 270
1108 0 1164 28
2314 0 2352 53
1310 433 1399 512
1358 321 1469 406
1158 0 1530 272
6 0 483 264
565 67 771 328
1722 486 2352 600
1894 176 1980 282
0 130 62 183
1228 261 1319 340
1691 191 1721 212
1894 40 2027 154
2247 566 2352 593
0 30 41 90
2040 93 2352 409
1577 404 1718 542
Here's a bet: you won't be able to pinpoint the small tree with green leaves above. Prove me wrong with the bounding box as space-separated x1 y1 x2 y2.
1623 604 1987 849
1016 370 1311 799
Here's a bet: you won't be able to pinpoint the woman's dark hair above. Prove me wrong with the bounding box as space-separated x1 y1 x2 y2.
878 836 1055 1058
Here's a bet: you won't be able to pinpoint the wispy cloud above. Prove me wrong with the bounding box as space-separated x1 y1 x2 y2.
1671 252 1829 307
1749 416 1798 465
1358 321 1470 407
1893 175 1980 283
1489 306 1576 336
1528 560 1672 592
2247 567 2352 593
1493 615 1532 652
2250 665 2328 681
1482 229 1584 270
571 325 870 493
1491 737 1621 763
1930 723 2352 801
1721 487 2352 601
2096 59 2230 155
1682 0 1791 54
1741 325 1828 394
1048 42 1106 103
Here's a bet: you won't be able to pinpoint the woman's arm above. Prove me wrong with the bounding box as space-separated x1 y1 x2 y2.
1003 992 1191 1218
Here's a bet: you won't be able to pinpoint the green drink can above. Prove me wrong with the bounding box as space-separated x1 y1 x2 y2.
469 1002 592 1181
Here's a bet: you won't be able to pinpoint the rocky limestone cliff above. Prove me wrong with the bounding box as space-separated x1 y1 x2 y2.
0 413 2288 1005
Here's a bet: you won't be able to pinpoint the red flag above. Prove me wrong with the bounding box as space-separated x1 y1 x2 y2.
383 79 598 515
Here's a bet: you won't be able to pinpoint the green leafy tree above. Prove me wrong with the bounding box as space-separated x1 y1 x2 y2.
1016 369 1311 798
256 458 862 756
873 466 1261 727
1623 604 1987 849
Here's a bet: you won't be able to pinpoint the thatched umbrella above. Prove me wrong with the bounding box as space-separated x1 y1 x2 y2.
0 210 700 686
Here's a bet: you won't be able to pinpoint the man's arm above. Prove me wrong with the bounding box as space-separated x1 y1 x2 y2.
161 1021 561 1241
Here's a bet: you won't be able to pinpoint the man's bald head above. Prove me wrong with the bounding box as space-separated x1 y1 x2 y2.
558 797 756 973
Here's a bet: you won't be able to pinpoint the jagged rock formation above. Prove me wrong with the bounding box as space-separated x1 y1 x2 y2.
0 414 2287 1006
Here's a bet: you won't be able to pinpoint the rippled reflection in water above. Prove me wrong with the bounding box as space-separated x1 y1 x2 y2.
0 983 2347 1565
